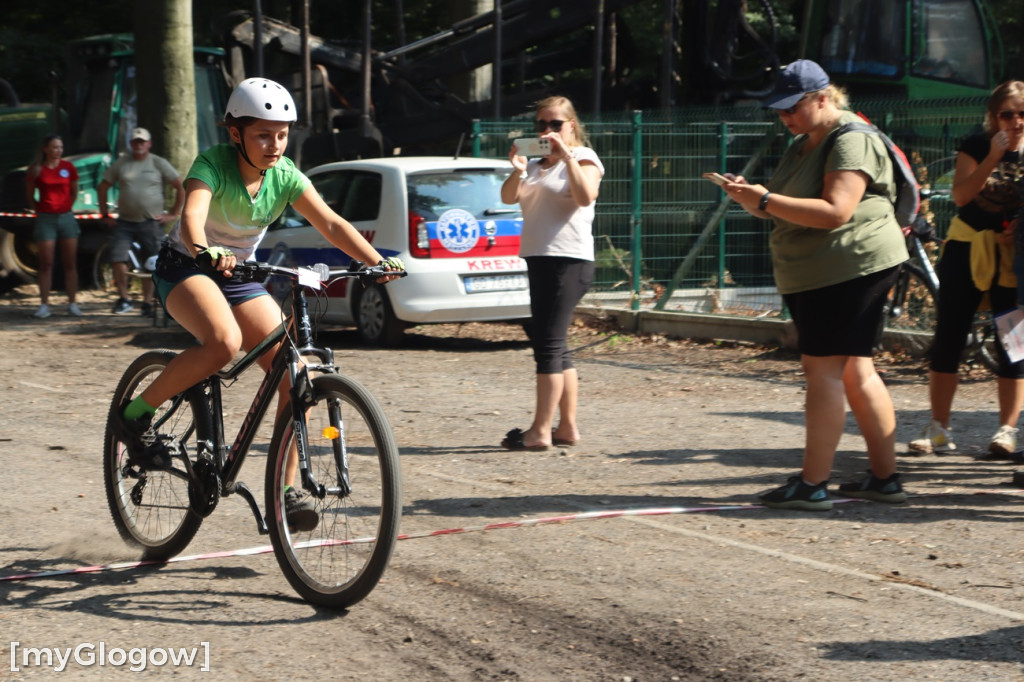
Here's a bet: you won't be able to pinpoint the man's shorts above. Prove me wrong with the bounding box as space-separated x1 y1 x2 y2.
109 219 163 263
33 212 80 241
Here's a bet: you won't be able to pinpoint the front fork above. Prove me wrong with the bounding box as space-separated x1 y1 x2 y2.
288 357 351 499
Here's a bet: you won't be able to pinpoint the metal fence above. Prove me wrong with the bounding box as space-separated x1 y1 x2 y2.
471 96 987 317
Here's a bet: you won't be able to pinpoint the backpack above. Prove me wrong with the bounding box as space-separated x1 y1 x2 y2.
823 112 921 230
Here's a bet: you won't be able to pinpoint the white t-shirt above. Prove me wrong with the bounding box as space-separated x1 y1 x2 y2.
517 146 604 260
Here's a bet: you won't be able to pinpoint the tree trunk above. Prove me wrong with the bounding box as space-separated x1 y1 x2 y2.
133 0 197 175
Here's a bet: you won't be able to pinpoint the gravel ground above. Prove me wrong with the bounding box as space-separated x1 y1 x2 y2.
0 282 1021 681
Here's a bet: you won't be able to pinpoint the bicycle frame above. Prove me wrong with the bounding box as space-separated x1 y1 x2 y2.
185 280 340 534
906 229 939 291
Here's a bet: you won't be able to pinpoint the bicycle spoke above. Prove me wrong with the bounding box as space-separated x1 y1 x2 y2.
104 351 206 560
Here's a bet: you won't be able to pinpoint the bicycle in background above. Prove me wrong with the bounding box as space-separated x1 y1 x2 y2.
880 218 997 373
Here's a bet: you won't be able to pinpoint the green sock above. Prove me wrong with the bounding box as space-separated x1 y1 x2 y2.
123 396 157 421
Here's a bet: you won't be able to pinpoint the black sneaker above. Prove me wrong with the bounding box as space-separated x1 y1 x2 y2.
837 471 907 503
284 487 319 532
1012 470 1024 487
140 302 153 318
758 475 832 511
112 298 134 314
110 411 172 469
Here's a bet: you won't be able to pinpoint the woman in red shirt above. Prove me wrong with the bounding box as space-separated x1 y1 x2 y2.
25 135 81 318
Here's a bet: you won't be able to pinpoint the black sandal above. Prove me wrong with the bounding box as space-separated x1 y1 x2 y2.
501 427 549 452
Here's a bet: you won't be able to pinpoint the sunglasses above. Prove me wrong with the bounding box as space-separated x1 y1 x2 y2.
534 119 566 132
998 110 1024 121
779 94 811 116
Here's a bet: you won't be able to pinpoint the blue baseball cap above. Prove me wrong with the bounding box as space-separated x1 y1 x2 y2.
764 60 831 110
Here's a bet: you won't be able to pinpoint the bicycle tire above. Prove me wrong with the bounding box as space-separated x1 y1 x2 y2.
265 374 402 609
966 314 1000 374
103 350 208 560
881 263 938 357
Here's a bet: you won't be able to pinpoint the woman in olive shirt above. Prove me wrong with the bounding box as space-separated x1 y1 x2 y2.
720 60 909 511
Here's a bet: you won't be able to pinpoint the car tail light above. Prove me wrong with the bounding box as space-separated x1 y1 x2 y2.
409 211 429 258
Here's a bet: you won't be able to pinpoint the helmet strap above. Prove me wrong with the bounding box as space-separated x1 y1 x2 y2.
234 136 268 177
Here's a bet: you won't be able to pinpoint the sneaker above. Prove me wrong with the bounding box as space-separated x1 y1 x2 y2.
112 298 134 314
140 302 153 318
284 487 319 532
32 304 51 319
109 411 172 469
68 302 83 317
837 471 908 503
758 476 832 511
908 419 956 454
1013 470 1024 487
989 425 1019 457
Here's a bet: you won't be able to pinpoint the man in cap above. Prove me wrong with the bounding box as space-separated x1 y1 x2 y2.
98 127 184 315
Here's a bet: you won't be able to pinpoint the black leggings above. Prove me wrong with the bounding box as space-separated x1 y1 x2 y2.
526 256 594 374
930 240 1024 378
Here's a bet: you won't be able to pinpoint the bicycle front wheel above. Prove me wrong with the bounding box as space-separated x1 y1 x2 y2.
103 351 208 560
881 263 938 357
266 374 402 609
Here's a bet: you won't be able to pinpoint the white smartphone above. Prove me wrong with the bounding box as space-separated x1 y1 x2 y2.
514 137 552 157
702 172 729 186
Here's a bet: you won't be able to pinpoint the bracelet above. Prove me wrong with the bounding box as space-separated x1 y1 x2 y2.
758 192 772 212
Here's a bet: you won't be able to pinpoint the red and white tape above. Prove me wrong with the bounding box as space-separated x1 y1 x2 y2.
0 212 108 219
0 490 1018 584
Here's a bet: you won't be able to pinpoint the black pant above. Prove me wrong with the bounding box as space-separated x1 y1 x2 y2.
526 256 594 374
931 240 1024 378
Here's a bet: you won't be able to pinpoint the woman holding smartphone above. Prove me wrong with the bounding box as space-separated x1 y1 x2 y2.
498 95 604 451
721 60 909 510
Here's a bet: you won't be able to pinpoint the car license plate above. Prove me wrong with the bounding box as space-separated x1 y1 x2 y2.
464 274 528 293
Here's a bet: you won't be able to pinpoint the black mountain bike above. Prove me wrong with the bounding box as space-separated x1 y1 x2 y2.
103 260 404 608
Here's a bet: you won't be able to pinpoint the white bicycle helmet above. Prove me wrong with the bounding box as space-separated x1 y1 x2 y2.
224 78 297 122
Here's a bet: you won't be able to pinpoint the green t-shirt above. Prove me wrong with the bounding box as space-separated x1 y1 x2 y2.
767 111 909 294
166 143 309 260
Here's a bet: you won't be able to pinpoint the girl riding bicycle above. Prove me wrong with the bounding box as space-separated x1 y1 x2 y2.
111 78 401 528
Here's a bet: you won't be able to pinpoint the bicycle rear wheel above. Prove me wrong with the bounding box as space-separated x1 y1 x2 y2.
880 263 937 357
266 374 402 609
103 351 208 560
966 313 999 374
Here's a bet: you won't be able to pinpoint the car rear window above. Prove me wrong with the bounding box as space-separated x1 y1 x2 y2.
408 170 520 220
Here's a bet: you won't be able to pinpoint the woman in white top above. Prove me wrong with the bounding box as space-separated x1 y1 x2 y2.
499 96 604 451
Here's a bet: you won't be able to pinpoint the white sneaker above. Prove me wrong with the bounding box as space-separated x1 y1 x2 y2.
908 419 956 453
989 425 1018 457
68 302 83 317
32 304 51 319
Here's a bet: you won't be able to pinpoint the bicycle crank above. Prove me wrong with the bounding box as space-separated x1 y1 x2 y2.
189 458 221 517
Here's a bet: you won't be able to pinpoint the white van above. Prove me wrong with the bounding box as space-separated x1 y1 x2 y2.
255 157 531 345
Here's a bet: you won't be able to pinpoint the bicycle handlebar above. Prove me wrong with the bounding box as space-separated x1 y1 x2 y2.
229 260 408 286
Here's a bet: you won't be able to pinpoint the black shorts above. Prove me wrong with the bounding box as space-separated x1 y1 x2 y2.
782 266 900 357
152 246 269 308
